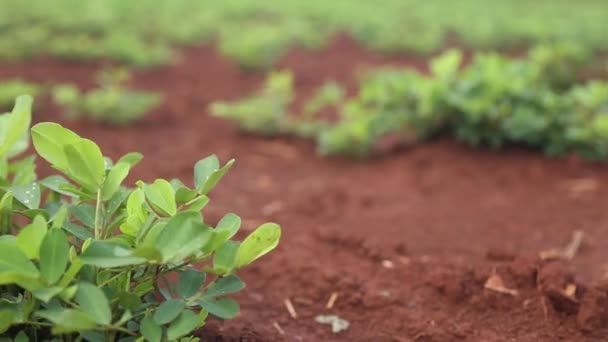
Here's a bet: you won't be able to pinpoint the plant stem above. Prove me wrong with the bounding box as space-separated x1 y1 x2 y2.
94 189 102 239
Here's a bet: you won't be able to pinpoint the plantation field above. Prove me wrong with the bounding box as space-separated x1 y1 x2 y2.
2 1 608 341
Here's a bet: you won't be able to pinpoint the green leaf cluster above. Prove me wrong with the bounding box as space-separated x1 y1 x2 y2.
213 43 608 160
52 68 161 126
0 96 281 341
1 0 607 69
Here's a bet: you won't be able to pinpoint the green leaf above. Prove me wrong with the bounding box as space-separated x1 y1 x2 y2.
182 195 209 212
72 204 96 228
63 222 94 240
105 187 130 218
0 240 41 290
178 269 206 298
195 156 234 195
80 331 106 342
198 298 239 320
7 181 40 209
31 286 64 303
155 212 211 262
39 229 69 284
39 175 77 197
80 241 146 268
76 282 112 325
0 239 39 283
0 95 32 159
31 122 80 173
35 308 97 334
51 205 69 229
120 188 146 236
140 316 162 342
0 192 12 235
64 139 106 191
172 179 198 204
203 274 245 298
118 291 142 311
167 310 199 340
101 161 130 201
430 49 463 80
193 155 219 190
59 284 78 301
137 220 166 250
0 309 15 333
14 331 28 342
144 179 177 216
117 152 143 167
204 213 241 252
235 223 281 268
153 299 185 325
212 241 240 275
16 215 47 259
9 155 36 185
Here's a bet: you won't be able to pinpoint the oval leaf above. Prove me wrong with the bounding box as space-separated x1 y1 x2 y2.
141 316 162 342
0 240 40 282
167 310 199 340
101 161 130 201
80 241 146 268
198 298 239 320
204 213 241 253
16 215 48 259
64 139 105 191
76 282 112 325
35 308 97 334
39 229 69 284
235 223 281 268
153 299 185 325
155 212 211 262
8 181 40 209
203 274 245 298
178 269 206 298
0 95 32 159
212 241 240 275
0 310 15 333
144 179 177 216
193 155 219 191
31 122 80 173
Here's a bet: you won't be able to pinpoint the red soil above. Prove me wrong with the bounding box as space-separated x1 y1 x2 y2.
2 35 608 341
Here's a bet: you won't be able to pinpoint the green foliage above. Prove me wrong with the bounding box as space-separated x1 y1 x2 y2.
0 80 41 110
0 96 281 341
213 43 608 160
211 71 294 136
0 0 606 69
52 68 161 126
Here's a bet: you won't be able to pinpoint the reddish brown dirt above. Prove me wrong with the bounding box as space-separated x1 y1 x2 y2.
2 35 608 341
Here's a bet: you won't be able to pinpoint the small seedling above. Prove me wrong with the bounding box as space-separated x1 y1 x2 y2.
52 67 161 125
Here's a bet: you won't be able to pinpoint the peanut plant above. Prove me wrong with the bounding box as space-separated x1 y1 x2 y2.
0 96 281 341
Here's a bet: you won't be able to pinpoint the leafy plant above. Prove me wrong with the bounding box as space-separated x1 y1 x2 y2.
0 95 281 341
211 71 294 136
0 80 41 109
212 45 608 160
0 0 606 69
52 68 161 126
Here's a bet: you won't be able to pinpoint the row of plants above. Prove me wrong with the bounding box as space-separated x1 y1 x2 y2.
0 68 160 125
0 96 281 341
1 0 607 69
212 42 608 159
